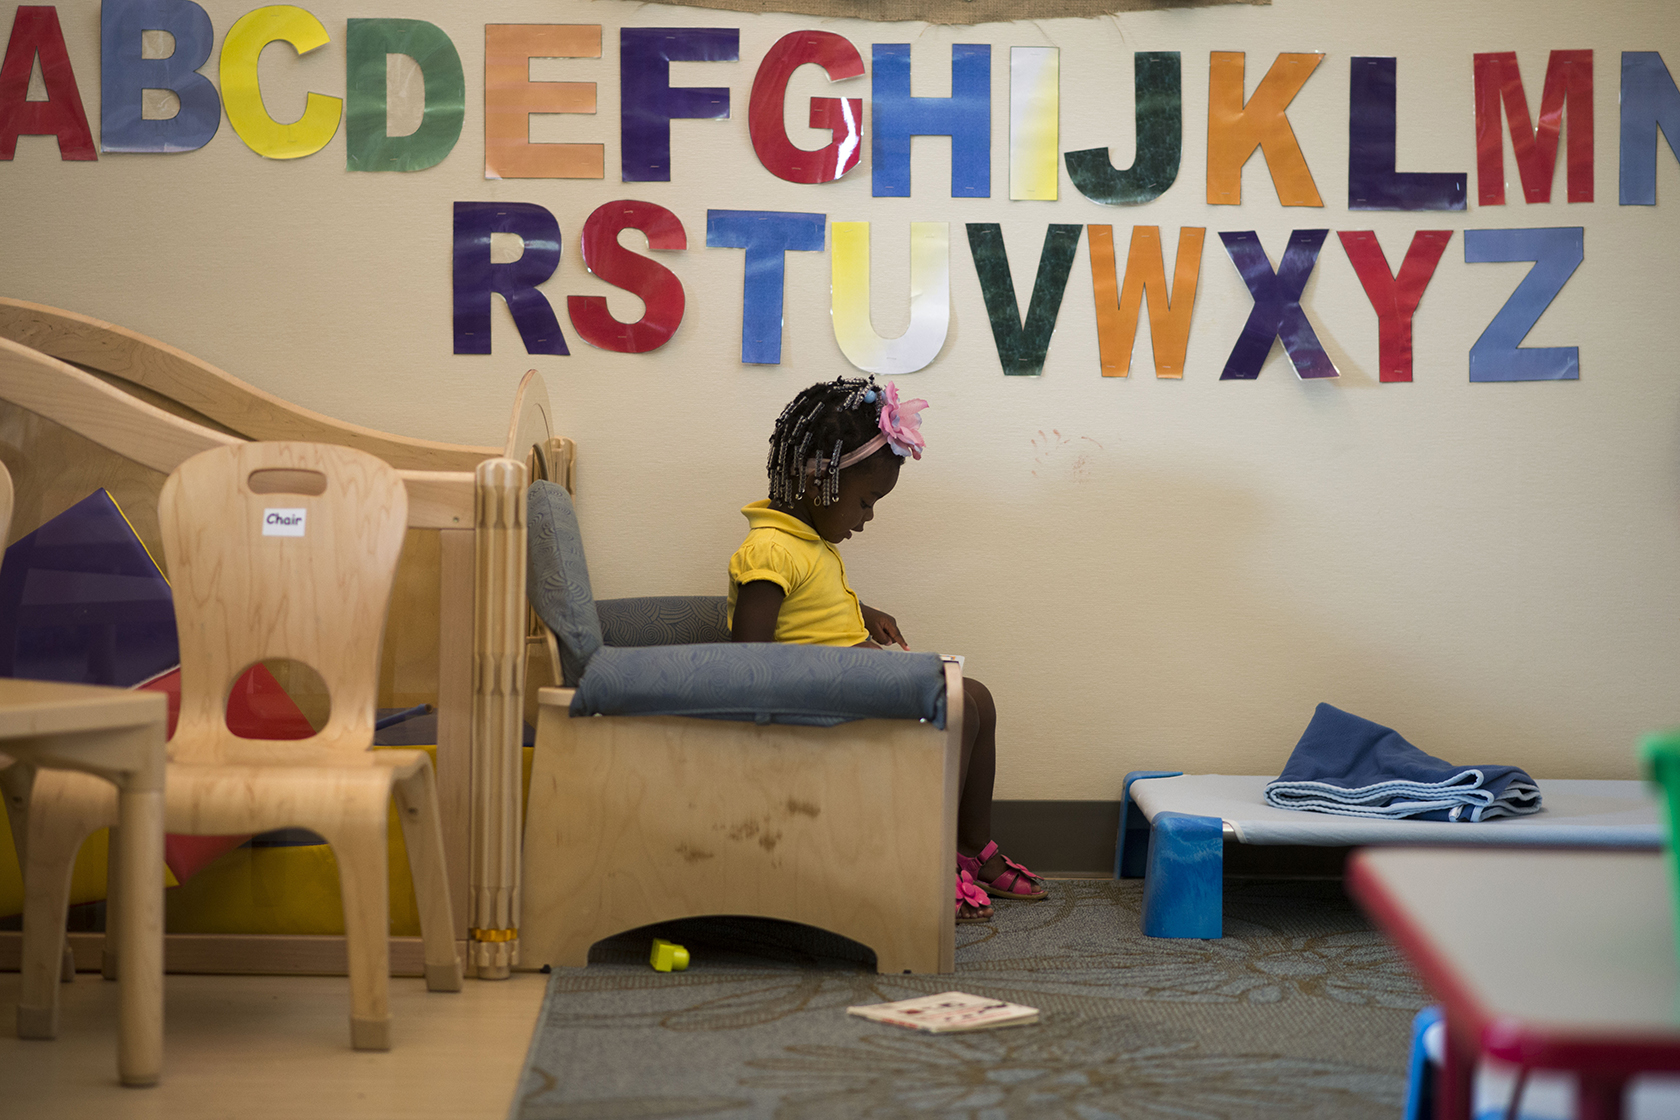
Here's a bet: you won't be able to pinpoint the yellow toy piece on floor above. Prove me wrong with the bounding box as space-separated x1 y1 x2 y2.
649 938 689 972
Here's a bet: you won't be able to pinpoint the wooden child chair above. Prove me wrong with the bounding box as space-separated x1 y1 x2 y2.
14 442 462 1052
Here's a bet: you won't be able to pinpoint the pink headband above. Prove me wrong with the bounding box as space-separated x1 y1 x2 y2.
804 382 928 479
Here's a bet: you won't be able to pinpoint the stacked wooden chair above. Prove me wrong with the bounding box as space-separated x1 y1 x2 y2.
10 442 462 1051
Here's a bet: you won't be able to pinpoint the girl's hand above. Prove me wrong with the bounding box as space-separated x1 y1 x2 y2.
860 604 908 649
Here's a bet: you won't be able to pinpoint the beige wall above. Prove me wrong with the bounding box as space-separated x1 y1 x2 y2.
6 0 1679 795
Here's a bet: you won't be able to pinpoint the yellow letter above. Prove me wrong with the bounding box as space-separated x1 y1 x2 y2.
221 5 343 159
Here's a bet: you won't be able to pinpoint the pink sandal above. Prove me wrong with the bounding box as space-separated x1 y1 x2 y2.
958 841 1048 901
955 869 993 922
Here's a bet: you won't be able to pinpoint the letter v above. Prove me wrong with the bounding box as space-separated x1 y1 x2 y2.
966 224 1083 376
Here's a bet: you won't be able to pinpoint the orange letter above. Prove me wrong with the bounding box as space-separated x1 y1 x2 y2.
1207 51 1323 206
1089 225 1205 378
485 24 602 179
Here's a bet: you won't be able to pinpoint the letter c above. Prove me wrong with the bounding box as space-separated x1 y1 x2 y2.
220 4 343 159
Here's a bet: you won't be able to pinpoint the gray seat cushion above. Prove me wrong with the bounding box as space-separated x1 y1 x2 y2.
596 596 730 646
527 480 601 686
570 643 948 728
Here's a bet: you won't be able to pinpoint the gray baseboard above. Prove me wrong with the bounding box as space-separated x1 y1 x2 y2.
991 800 1353 879
990 800 1121 876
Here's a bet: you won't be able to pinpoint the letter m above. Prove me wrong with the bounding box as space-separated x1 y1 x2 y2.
1473 50 1592 205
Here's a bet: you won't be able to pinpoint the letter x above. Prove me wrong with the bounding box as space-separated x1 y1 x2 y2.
1218 229 1338 380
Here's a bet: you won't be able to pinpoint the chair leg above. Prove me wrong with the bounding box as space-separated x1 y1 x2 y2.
18 779 111 1039
322 797 394 1051
393 766 463 993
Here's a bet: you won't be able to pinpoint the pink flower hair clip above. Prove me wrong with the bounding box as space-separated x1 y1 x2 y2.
875 381 927 461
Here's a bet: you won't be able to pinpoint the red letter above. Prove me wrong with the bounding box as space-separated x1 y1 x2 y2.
566 201 686 354
748 30 863 184
0 6 94 160
1473 50 1592 205
1337 230 1452 383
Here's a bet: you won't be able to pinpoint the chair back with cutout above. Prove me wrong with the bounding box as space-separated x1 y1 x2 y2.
159 442 407 765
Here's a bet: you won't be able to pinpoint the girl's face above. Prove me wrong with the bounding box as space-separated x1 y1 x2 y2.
805 455 901 543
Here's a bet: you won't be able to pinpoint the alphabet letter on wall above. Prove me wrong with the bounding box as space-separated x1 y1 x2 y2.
1206 52 1323 207
453 201 569 355
871 43 991 198
568 200 688 354
1065 52 1181 206
1464 226 1583 382
346 18 463 172
484 24 601 179
706 209 825 364
101 0 219 153
0 6 95 160
220 5 343 159
748 31 863 185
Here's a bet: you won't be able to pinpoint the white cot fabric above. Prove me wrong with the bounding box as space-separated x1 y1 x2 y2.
1128 774 1661 847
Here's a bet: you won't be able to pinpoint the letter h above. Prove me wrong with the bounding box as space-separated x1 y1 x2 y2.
871 43 990 197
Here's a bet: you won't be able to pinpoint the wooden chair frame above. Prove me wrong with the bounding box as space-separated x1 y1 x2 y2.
0 299 553 979
17 442 465 1051
523 664 964 975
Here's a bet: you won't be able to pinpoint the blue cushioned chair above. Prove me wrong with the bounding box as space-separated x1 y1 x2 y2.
521 481 963 974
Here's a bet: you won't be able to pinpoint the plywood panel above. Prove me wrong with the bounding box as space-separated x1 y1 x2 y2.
0 401 169 562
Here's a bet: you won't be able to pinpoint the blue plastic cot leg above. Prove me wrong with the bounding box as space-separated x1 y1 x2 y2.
1114 770 1183 879
1403 1006 1443 1120
1140 811 1224 938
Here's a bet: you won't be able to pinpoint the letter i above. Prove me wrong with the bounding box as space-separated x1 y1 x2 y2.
1010 47 1059 200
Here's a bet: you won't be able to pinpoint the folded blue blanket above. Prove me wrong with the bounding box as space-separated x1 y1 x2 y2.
1263 704 1542 822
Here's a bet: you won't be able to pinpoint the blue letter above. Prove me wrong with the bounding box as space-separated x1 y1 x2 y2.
871 43 991 198
100 0 219 153
452 202 567 356
706 210 825 365
1464 227 1583 382
1620 52 1680 205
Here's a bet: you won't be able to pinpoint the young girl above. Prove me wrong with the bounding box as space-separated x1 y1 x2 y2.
727 375 1047 923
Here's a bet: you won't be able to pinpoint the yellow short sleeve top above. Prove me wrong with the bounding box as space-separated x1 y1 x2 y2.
727 501 869 647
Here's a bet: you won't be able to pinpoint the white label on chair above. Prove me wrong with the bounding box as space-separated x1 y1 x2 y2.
263 508 307 537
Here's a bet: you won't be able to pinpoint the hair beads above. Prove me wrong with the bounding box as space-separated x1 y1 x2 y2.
767 376 885 507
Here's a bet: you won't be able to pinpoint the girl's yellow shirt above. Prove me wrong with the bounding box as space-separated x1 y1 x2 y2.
727 501 869 646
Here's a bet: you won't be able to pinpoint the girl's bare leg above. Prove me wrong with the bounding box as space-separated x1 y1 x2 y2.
957 677 998 861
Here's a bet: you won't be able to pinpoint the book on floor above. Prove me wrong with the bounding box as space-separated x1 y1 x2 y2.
846 992 1039 1033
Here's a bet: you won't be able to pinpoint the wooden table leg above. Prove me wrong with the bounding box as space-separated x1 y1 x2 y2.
104 824 122 981
114 729 164 1088
1436 1020 1476 1120
1576 1072 1628 1120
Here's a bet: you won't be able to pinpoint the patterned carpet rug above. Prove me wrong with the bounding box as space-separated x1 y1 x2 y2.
509 878 1427 1120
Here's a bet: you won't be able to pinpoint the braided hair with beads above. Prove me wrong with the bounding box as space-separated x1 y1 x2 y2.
766 376 891 508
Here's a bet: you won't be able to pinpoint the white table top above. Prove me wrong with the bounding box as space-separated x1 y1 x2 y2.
1353 848 1680 1039
1130 774 1662 847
